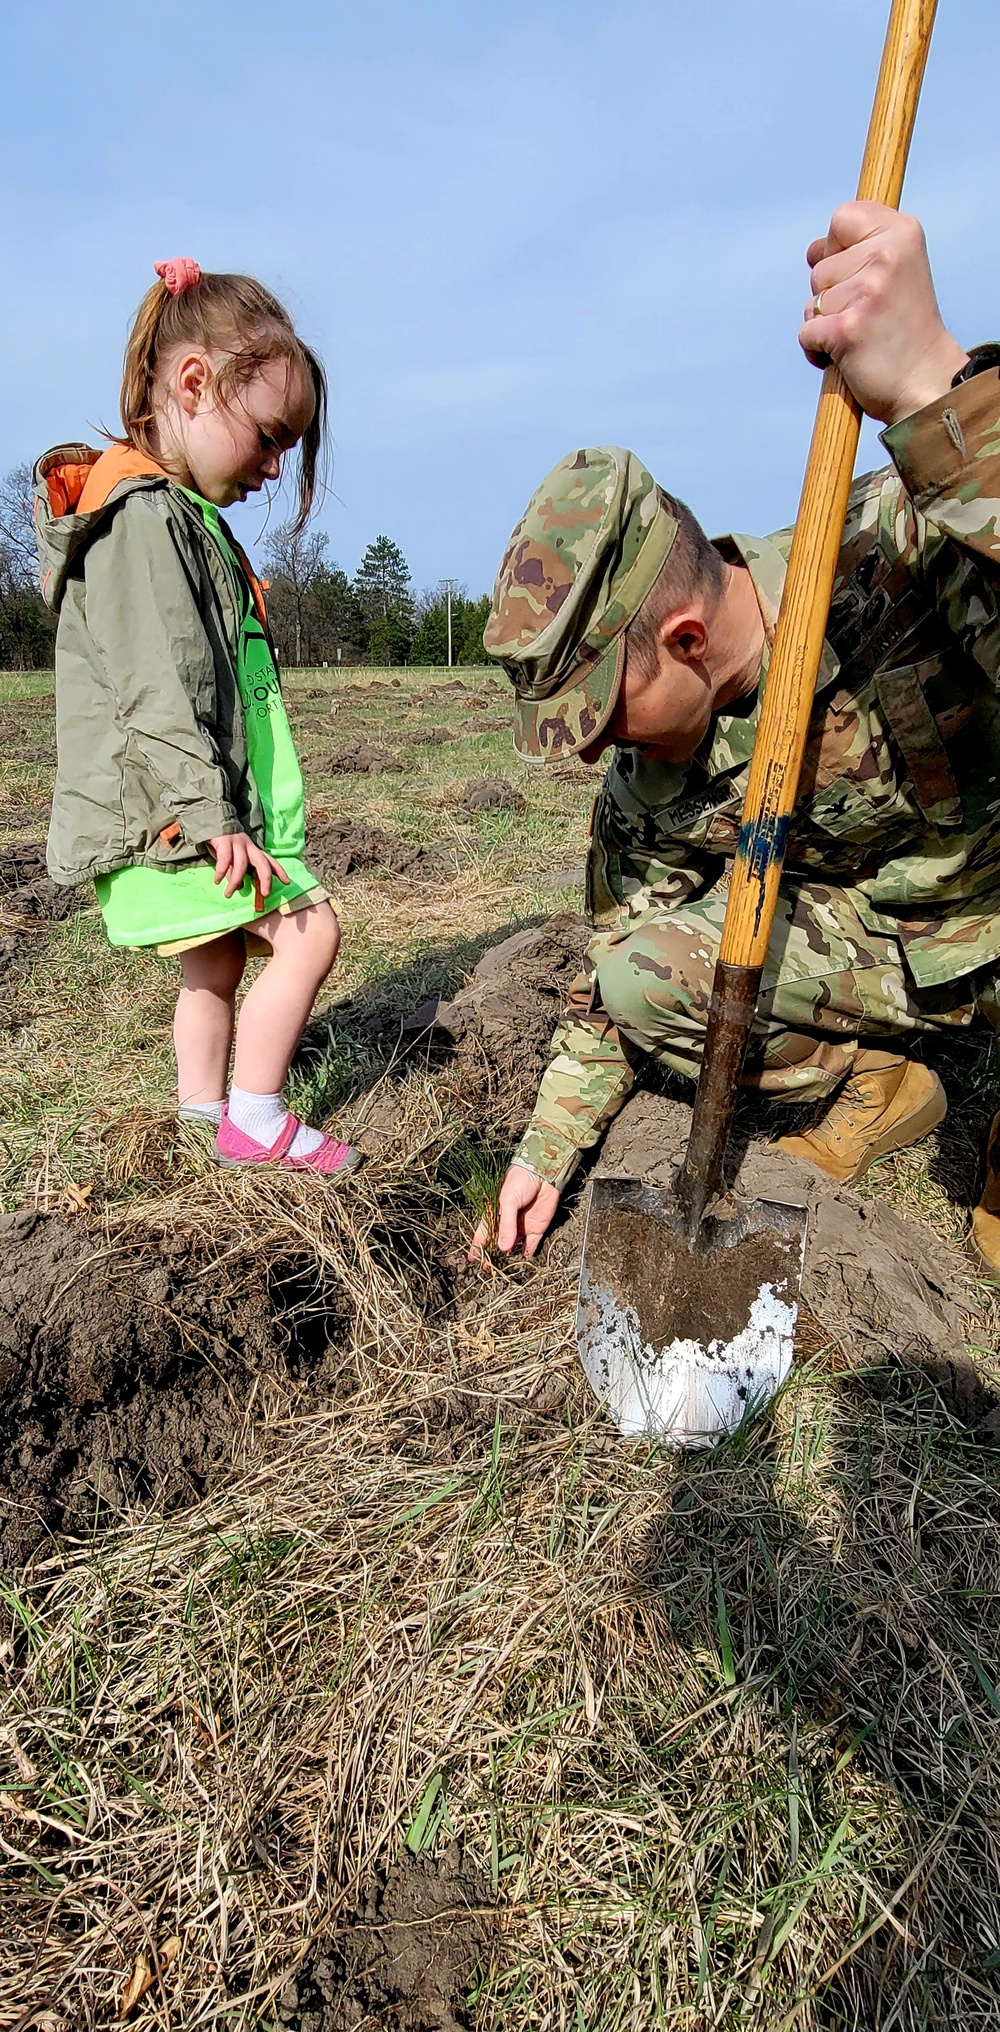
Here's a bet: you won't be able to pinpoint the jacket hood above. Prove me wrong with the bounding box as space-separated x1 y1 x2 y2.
34 444 168 611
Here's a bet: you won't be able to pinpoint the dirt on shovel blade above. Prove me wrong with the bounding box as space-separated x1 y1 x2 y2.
583 1198 799 1353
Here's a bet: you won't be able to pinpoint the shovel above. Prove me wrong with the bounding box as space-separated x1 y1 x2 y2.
577 0 939 1448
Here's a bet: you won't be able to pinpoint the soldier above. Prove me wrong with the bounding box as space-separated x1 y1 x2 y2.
470 201 1000 1275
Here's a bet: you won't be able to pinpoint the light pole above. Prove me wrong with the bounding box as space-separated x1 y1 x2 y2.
439 578 460 668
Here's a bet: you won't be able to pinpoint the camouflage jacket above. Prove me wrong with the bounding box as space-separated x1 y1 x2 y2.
516 370 1000 1188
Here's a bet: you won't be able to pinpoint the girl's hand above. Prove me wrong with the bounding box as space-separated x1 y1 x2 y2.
468 1163 562 1263
208 833 290 901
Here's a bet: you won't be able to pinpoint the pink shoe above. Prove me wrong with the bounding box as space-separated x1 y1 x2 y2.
213 1105 359 1176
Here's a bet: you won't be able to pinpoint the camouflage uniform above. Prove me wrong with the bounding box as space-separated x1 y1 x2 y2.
483 377 1000 1190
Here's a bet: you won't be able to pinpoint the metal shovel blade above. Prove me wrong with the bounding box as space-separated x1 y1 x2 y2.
576 1173 807 1449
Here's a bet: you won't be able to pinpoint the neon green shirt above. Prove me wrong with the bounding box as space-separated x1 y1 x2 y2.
97 493 317 947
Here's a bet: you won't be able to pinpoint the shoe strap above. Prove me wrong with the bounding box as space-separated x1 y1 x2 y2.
267 1112 302 1161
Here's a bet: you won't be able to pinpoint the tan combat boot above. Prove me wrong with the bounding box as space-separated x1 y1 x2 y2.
775 1050 947 1185
970 1111 1000 1279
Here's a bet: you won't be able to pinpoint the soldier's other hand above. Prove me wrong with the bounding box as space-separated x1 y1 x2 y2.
468 1163 561 1263
798 200 968 425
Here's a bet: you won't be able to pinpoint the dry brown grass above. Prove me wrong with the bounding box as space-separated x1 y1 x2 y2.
2 669 1000 2029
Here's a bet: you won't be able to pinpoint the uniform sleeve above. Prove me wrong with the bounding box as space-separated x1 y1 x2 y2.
513 772 722 1189
511 959 637 1191
83 493 241 845
882 369 1000 683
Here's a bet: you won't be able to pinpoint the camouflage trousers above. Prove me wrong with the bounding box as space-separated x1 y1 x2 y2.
586 879 1000 1102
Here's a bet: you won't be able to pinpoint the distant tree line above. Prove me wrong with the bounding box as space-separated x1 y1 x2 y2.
261 522 491 668
0 463 490 671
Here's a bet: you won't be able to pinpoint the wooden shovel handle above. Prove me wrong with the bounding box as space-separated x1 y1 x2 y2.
718 0 938 970
676 0 937 1236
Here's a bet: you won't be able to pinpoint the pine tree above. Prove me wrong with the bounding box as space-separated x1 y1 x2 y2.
410 602 449 666
354 535 414 664
456 593 491 664
354 536 413 624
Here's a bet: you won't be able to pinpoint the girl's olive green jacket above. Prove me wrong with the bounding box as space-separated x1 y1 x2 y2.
35 443 269 885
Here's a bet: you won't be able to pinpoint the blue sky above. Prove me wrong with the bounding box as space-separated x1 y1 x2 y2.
2 0 998 598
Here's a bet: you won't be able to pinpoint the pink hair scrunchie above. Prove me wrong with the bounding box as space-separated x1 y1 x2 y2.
154 257 202 296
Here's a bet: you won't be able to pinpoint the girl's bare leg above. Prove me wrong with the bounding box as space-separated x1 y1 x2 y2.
175 932 246 1106
232 902 340 1094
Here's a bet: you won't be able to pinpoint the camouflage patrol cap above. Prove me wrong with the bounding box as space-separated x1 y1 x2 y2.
484 446 679 760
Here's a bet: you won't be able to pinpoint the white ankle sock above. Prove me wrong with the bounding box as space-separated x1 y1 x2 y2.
179 1097 225 1124
227 1085 324 1158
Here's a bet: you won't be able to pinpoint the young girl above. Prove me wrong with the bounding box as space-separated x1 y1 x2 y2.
36 257 356 1174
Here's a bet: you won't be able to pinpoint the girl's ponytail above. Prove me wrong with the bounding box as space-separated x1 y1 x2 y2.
120 277 174 460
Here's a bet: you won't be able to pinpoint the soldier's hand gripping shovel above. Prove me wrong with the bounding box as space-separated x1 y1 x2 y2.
576 0 938 1448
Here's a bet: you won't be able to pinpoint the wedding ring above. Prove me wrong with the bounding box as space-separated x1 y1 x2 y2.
812 291 824 317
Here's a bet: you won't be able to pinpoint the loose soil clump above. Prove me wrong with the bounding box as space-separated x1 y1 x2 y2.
0 1211 350 1566
458 777 525 815
312 741 404 776
399 915 586 1105
275 1846 495 2032
309 816 458 884
0 841 80 922
415 725 453 746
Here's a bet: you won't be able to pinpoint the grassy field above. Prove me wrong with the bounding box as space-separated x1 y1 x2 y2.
1 664 1000 2030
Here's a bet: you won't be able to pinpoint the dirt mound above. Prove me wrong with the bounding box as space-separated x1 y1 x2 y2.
555 1091 992 1417
0 841 80 922
309 816 457 884
415 725 453 745
275 1846 495 2032
400 916 586 1107
311 742 404 775
0 1211 349 1566
458 777 525 815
